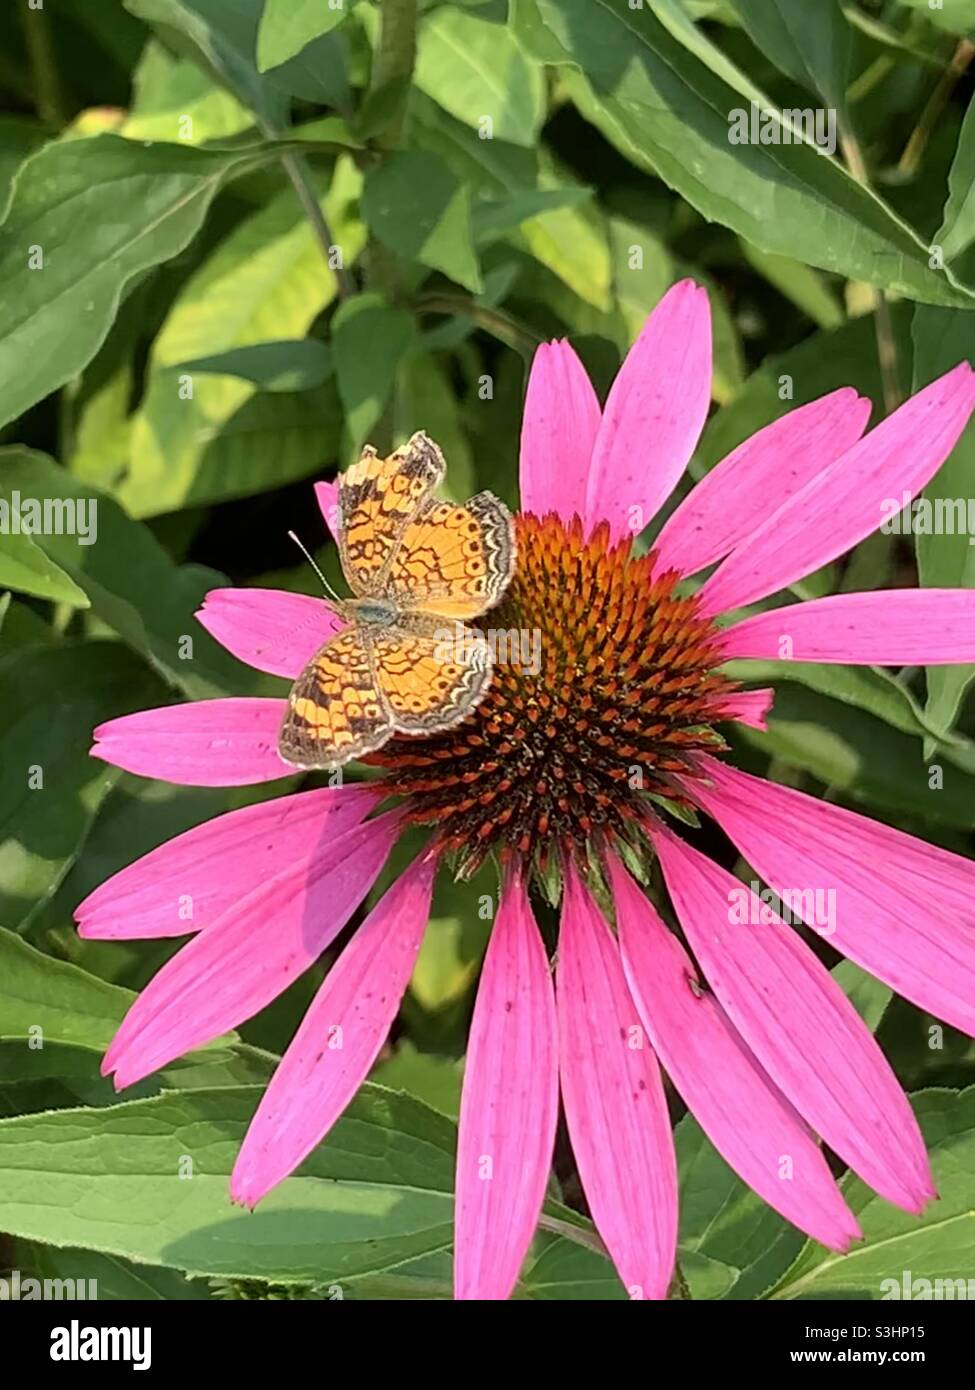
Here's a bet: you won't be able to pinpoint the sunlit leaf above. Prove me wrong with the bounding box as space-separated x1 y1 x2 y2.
0 135 263 430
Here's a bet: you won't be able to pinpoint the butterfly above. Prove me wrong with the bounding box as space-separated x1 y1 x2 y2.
278 431 516 770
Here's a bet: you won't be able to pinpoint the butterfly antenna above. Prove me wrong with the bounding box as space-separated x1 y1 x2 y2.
288 530 342 603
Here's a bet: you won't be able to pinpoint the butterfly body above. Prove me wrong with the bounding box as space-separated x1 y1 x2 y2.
336 596 400 627
278 433 515 771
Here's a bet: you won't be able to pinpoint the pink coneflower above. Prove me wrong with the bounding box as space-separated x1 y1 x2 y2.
78 281 975 1301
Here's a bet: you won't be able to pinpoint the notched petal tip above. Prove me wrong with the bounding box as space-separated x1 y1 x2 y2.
228 1173 262 1211
831 1216 864 1254
715 687 774 731
669 274 704 296
898 1173 937 1217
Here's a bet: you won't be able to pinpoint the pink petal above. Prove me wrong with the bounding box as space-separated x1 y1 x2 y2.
454 868 558 1301
691 757 975 1038
608 856 861 1252
720 589 975 665
650 825 933 1212
101 811 400 1087
231 852 437 1207
654 389 871 578
584 280 711 541
196 588 341 678
519 339 601 524
698 363 975 616
714 688 774 730
314 480 339 538
557 861 678 1300
76 784 378 940
91 699 291 787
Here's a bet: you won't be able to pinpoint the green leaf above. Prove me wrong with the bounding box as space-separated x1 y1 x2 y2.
173 339 333 392
0 449 258 699
842 5 944 66
0 923 274 1097
0 1040 270 1099
411 90 539 198
25 1245 209 1301
362 150 482 293
409 907 487 1016
395 352 475 500
332 294 417 447
126 0 349 119
739 240 844 330
727 0 852 113
0 924 136 1052
603 216 674 330
472 186 594 244
770 1087 975 1298
512 0 975 307
0 1084 457 1284
676 1110 803 1300
0 527 89 608
935 94 975 265
0 135 263 430
120 38 253 144
411 94 610 308
832 960 893 1035
0 1056 598 1297
911 306 975 742
415 5 545 148
736 681 975 827
0 596 58 651
0 643 158 929
264 25 350 111
373 1044 462 1120
257 0 348 73
519 151 612 311
120 159 363 516
723 655 975 761
124 0 288 126
64 278 159 493
895 0 975 38
521 1238 628 1300
291 114 363 151
0 116 48 214
128 379 345 517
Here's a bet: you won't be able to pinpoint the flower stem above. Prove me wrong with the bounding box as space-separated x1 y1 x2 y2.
898 38 975 178
413 293 542 357
278 148 355 298
370 0 418 149
536 1212 609 1258
256 111 355 299
538 1214 694 1301
18 0 63 126
362 0 419 451
839 128 902 413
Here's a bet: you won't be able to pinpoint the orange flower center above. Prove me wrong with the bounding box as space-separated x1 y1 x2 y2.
368 513 734 877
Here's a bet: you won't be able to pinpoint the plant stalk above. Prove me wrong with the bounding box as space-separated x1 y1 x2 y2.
370 0 418 149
